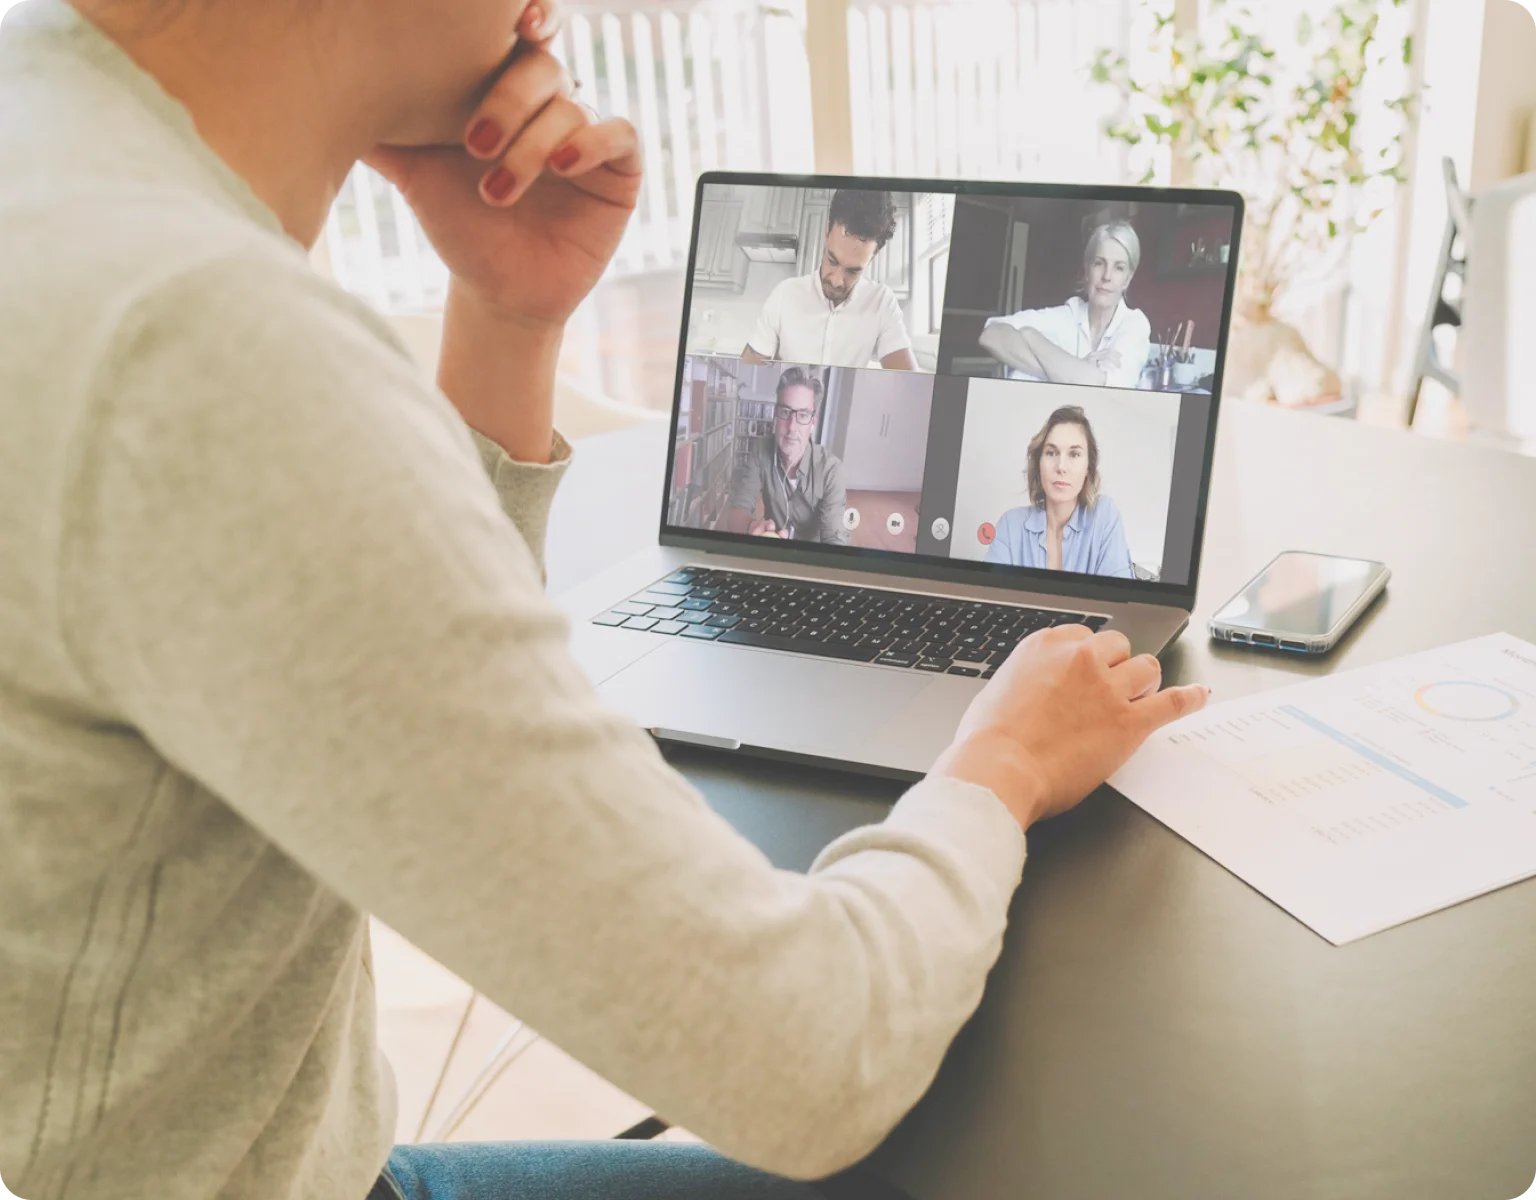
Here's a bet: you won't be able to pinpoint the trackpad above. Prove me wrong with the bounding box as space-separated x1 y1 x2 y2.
599 641 929 756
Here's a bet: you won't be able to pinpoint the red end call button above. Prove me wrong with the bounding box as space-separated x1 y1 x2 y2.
978 522 996 546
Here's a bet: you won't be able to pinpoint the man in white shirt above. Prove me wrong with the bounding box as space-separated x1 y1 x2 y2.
743 189 919 371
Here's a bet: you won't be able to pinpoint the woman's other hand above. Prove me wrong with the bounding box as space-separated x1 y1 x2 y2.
932 625 1208 830
365 12 640 331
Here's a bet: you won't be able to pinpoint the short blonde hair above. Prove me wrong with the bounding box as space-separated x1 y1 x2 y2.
1083 221 1141 277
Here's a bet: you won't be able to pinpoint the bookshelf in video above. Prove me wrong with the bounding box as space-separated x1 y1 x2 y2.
670 182 1236 586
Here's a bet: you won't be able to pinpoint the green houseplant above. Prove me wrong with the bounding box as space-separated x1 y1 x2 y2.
1090 0 1416 406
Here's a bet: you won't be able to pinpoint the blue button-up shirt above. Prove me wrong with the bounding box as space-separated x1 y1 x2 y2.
984 496 1136 578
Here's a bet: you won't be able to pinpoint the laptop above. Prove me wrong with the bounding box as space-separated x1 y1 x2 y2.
558 172 1244 778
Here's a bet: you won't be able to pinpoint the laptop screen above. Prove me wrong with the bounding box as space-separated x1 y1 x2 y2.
662 175 1242 597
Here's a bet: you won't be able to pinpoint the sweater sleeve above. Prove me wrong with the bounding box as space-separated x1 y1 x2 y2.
59 254 1027 1181
469 428 571 579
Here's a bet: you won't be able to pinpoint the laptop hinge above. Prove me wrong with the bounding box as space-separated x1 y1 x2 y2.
651 728 743 751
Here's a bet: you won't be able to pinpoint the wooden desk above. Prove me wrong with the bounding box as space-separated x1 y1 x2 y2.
547 400 1536 1200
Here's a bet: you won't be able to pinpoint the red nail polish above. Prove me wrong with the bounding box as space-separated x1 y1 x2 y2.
467 118 503 156
483 167 517 202
549 144 580 172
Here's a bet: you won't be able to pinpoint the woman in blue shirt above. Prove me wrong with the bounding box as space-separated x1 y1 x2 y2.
985 406 1136 578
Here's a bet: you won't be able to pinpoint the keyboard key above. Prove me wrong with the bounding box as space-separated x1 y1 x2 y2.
621 616 659 632
647 582 693 596
874 653 918 669
718 631 879 662
981 668 998 680
1050 612 1088 626
636 592 681 607
677 611 711 625
705 614 742 629
664 571 700 584
916 658 953 672
1086 616 1110 631
681 625 724 640
592 612 629 627
652 620 687 636
613 602 654 616
689 587 721 599
952 647 991 664
647 607 683 622
948 665 983 677
680 599 714 611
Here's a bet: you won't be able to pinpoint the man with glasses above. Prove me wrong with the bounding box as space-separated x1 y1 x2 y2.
725 367 850 544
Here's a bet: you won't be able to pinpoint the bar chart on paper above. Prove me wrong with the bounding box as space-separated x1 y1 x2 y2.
1111 634 1536 943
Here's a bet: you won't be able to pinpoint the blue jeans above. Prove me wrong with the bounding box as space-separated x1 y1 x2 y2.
369 1141 845 1200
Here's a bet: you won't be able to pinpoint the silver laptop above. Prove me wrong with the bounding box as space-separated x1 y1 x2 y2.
558 172 1244 778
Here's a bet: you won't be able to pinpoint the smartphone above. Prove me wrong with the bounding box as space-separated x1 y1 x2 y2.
1209 551 1390 655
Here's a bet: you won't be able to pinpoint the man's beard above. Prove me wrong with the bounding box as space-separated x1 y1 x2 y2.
820 273 850 305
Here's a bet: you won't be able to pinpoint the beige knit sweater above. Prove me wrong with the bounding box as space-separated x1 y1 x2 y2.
0 4 1028 1198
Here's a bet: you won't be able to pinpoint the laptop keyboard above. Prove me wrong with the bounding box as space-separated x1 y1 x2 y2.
590 567 1109 680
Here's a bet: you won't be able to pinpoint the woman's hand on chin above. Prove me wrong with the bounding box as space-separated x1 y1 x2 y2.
363 33 640 332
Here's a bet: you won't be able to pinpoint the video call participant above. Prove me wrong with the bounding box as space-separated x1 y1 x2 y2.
742 189 919 371
986 406 1135 578
978 221 1152 391
725 367 850 545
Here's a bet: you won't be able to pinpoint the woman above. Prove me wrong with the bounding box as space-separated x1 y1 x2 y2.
986 407 1136 578
978 221 1153 391
0 3 1205 1198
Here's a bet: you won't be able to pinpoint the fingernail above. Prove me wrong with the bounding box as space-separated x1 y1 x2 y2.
523 4 544 33
467 118 503 157
483 167 517 202
549 144 580 172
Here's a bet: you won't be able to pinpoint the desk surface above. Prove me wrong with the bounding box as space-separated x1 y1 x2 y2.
546 401 1536 1200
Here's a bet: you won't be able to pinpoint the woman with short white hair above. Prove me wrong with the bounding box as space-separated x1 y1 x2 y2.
979 220 1154 390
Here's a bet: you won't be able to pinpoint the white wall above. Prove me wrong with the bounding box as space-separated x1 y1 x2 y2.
950 380 1181 576
833 370 933 491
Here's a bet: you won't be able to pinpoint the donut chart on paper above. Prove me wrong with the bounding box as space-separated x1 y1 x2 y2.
1413 681 1521 722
